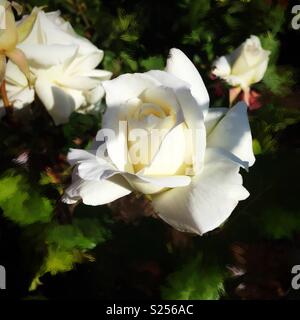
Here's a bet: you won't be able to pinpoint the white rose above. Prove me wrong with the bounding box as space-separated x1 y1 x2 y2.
63 48 255 235
0 8 112 124
212 35 270 90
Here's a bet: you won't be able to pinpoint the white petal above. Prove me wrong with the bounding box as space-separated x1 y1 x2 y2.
102 73 159 171
124 172 191 195
85 85 105 105
67 148 97 166
35 75 77 125
152 148 250 235
248 56 269 84
83 69 112 80
204 107 227 136
139 86 184 123
166 48 210 115
18 43 78 68
77 160 116 181
4 84 34 110
5 59 28 86
207 102 255 166
140 123 191 176
65 51 103 75
145 70 206 173
23 10 99 56
103 73 159 109
68 148 117 181
58 75 100 91
146 69 189 90
63 174 132 206
212 56 231 77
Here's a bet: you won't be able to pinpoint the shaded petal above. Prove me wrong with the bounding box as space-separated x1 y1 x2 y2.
140 123 191 176
0 4 18 51
85 84 105 105
124 172 191 195
17 6 41 43
77 160 116 181
166 48 210 115
63 174 132 206
35 75 77 125
22 10 99 55
207 102 255 166
58 75 100 91
204 107 227 136
83 69 112 80
102 73 159 171
18 43 78 68
103 73 159 109
152 147 249 235
6 48 30 83
139 86 184 122
65 51 103 75
212 56 231 78
3 83 34 109
67 148 97 166
5 59 27 86
146 70 206 173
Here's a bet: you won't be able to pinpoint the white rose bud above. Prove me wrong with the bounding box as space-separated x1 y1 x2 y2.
0 1 30 88
0 7 112 124
212 35 270 104
63 49 255 235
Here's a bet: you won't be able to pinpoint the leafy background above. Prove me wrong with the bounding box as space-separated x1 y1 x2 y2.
0 0 300 300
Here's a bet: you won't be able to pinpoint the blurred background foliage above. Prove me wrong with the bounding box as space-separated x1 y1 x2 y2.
0 0 300 300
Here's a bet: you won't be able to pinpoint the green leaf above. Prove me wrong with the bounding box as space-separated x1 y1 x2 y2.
120 52 138 72
0 171 53 226
30 218 111 291
161 254 225 300
140 56 164 71
252 139 262 155
46 218 110 251
263 65 294 96
258 208 300 240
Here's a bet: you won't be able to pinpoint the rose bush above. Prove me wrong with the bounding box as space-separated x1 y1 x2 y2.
0 7 112 124
63 49 255 235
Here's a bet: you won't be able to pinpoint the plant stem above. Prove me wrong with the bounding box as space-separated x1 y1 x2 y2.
0 80 13 115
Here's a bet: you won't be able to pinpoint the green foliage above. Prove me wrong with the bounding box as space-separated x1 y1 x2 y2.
0 171 53 226
62 113 101 148
162 254 225 300
140 56 164 71
262 65 295 96
250 104 300 154
258 208 300 240
46 218 110 251
30 218 111 291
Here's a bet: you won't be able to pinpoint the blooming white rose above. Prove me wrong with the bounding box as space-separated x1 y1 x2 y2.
63 48 255 235
212 35 270 91
0 8 112 124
